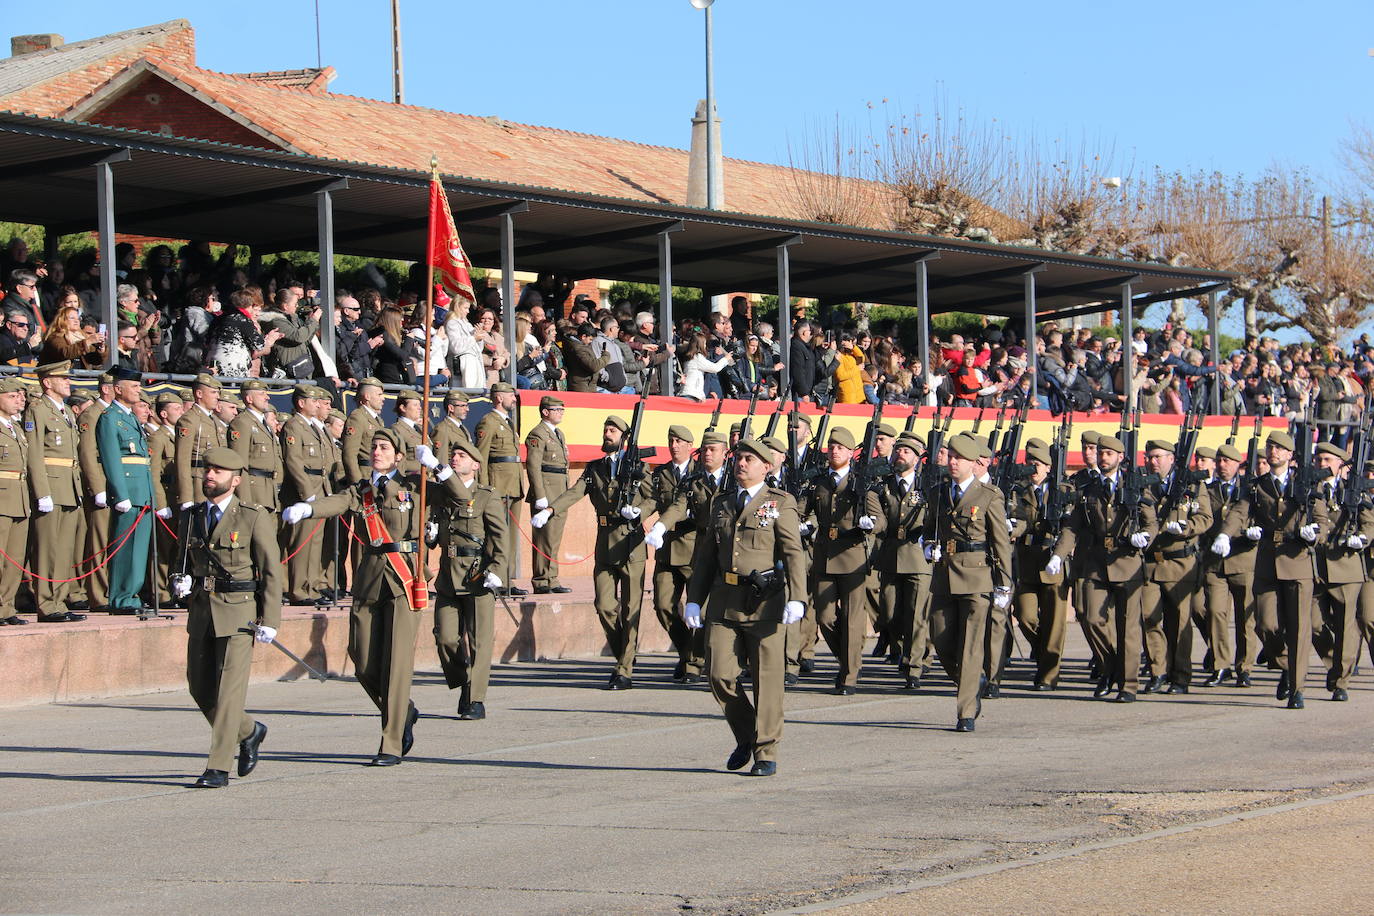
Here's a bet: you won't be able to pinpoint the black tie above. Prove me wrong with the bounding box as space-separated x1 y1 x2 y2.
832 471 841 488
737 489 749 513
899 478 909 498
376 476 388 500
207 504 221 533
951 483 962 504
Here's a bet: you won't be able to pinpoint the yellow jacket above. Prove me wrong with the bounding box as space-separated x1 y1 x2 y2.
834 347 866 404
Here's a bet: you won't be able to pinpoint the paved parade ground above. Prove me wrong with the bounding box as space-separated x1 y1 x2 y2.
3 633 1373 915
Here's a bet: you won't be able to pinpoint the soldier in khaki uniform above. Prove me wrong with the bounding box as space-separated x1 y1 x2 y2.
148 392 184 606
801 426 885 695
475 382 526 595
923 434 1013 730
77 374 115 611
524 395 571 594
317 401 347 601
1215 431 1331 709
0 380 34 623
283 428 438 765
391 389 424 476
1199 443 1258 687
1007 441 1070 689
280 386 330 605
431 389 474 466
341 378 386 484
1068 430 1104 678
1052 434 1159 703
872 433 933 689
23 362 85 622
227 380 282 510
1312 443 1373 701
643 425 710 682
430 437 508 720
171 447 282 789
532 415 649 688
1139 439 1213 694
174 374 226 511
683 438 807 777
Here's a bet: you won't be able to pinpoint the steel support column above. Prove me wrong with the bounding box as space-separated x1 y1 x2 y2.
94 150 130 370
500 210 517 387
1023 266 1045 402
656 222 684 396
776 236 803 400
315 180 347 361
915 257 933 402
1207 290 1221 415
1120 281 1135 411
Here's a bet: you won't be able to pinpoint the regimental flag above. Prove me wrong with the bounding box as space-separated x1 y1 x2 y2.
426 163 476 308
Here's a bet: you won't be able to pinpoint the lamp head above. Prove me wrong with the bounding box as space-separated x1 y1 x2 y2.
689 0 714 8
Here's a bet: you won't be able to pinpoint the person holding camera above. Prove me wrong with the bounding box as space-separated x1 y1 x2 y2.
260 285 320 380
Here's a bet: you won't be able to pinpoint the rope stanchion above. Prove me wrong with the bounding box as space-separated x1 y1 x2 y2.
507 504 594 565
155 513 179 539
0 507 148 583
281 518 327 564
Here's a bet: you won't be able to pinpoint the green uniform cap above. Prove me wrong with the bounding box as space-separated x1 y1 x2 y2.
203 446 245 473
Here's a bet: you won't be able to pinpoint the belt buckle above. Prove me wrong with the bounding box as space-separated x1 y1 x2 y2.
946 539 956 555
371 537 384 548
896 527 906 540
828 527 839 539
724 571 739 586
1103 537 1115 550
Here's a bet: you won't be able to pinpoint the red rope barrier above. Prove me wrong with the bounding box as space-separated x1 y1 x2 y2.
507 505 594 565
281 518 327 564
155 512 179 539
0 507 148 583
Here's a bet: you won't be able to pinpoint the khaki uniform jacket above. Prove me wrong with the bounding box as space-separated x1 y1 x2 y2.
685 484 807 624
341 406 384 482
1219 471 1331 582
873 472 930 575
280 413 330 503
0 418 30 518
1145 475 1213 583
228 409 283 509
1204 478 1258 578
392 418 422 476
184 497 283 638
1011 479 1066 585
524 422 569 506
922 478 1013 594
432 473 508 597
308 473 428 603
651 461 715 569
547 454 649 566
1318 487 1374 585
432 415 475 467
802 468 885 576
475 409 524 498
24 395 80 507
175 405 226 506
149 426 174 508
77 399 110 500
1053 473 1160 584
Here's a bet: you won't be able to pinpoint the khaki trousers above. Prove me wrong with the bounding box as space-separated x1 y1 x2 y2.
349 587 420 757
816 571 869 687
32 505 81 615
984 592 1013 685
929 589 989 720
1141 570 1199 687
1315 582 1361 690
186 610 255 773
1203 569 1255 674
1360 580 1374 668
880 570 931 674
707 617 785 762
83 505 110 608
531 502 566 590
1014 578 1069 686
1083 577 1144 693
593 553 646 678
284 514 324 603
0 515 28 616
653 563 705 675
1254 577 1316 693
434 590 495 701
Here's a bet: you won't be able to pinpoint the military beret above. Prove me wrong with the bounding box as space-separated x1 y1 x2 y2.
1194 446 1216 460
155 392 181 408
1315 441 1349 462
66 391 94 406
792 411 812 427
1097 435 1127 453
537 395 563 410
179 389 194 402
110 366 141 383
36 360 71 378
309 386 332 400
729 422 742 437
220 395 244 409
1216 443 1244 462
203 446 245 473
1025 437 1049 451
734 437 773 464
1364 459 1374 475
827 426 857 449
701 430 728 447
667 424 694 444
894 433 925 453
394 389 421 404
1144 439 1174 453
761 436 787 455
604 414 629 433
871 423 897 439
240 379 268 392
328 409 346 422
949 435 981 461
1026 445 1052 465
98 372 116 386
445 389 470 405
356 377 384 391
1266 431 1296 451
372 427 401 450
451 437 482 463
1080 430 1101 446
292 384 313 402
489 381 515 394
0 378 24 394
193 373 222 390
968 434 992 459
138 392 155 406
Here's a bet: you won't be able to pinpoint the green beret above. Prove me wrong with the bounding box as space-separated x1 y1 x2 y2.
792 411 812 428
309 386 332 400
0 378 26 394
98 373 116 386
1216 444 1244 462
328 409 345 422
394 389 421 404
193 373 222 390
1267 431 1296 451
1194 446 1216 460
220 395 244 409
729 422 742 437
1026 445 1052 465
949 435 981 461
701 430 728 447
357 377 384 391
155 392 181 408
734 438 773 464
1025 437 1048 451
67 391 94 405
240 379 268 393
872 423 897 439
179 389 194 402
446 389 470 405
894 433 924 453
604 414 629 433
667 424 694 444
1144 439 1174 453
537 395 563 410
1080 429 1101 446
827 426 856 449
761 436 787 454
203 446 245 473
1315 441 1349 462
372 428 401 450
1097 435 1127 453
490 381 515 394
36 360 71 378
292 384 313 402
451 437 481 463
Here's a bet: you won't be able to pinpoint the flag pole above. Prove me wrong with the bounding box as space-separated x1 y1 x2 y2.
414 155 439 609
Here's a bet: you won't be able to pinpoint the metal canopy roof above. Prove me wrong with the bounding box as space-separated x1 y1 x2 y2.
0 112 1231 318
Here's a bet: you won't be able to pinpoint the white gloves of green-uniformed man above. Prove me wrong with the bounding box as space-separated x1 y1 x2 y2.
1347 534 1369 550
644 522 666 549
530 509 552 528
156 507 172 519
170 574 192 599
37 496 53 513
114 499 132 513
1129 532 1152 549
95 491 107 508
619 505 640 520
992 586 1011 609
1044 554 1064 576
920 538 942 563
534 498 549 510
414 444 453 481
682 600 806 629
1299 523 1319 543
283 503 312 525
482 571 502 590
1165 520 1184 535
857 515 875 531
254 625 276 644
1211 534 1231 557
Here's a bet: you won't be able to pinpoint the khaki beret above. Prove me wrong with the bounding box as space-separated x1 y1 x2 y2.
761 436 787 455
443 389 470 406
328 409 346 422
604 414 629 433
193 373 222 390
67 391 94 405
203 446 245 473
451 437 482 463
792 411 812 428
871 423 897 439
827 426 857 449
179 389 194 402
1216 443 1244 461
949 435 981 461
1026 445 1052 465
357 377 384 391
1194 446 1216 460
372 427 401 450
0 378 25 394
1025 437 1048 451
98 372 116 386
701 430 728 447
309 386 332 400
291 384 313 402
240 379 268 393
394 389 421 404
734 437 773 464
489 381 515 394
1267 431 1296 451
1315 441 1349 462
667 424 694 444
1080 430 1101 446
1097 435 1127 453
1144 439 1174 453
36 360 70 378
155 392 181 408
537 395 563 410
894 433 925 453
729 422 742 437
220 395 244 409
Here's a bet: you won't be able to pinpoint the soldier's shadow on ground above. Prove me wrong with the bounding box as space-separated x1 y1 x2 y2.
0 769 190 787
402 755 720 775
0 744 221 787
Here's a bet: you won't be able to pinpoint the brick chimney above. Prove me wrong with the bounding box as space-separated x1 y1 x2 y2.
11 33 64 56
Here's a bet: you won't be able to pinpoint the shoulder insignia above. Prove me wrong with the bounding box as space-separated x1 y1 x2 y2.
346 425 355 435
229 429 240 441
23 420 33 432
178 427 189 438
286 435 296 445
80 421 89 432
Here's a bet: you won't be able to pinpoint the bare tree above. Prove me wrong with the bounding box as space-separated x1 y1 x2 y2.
783 115 883 228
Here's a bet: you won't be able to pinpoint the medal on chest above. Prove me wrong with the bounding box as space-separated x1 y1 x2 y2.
397 490 411 511
753 500 779 529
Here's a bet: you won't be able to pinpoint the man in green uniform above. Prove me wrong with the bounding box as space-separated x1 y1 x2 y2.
391 389 424 476
172 447 282 788
97 367 154 614
644 425 709 682
431 389 474 466
523 395 571 594
174 374 226 512
1312 443 1373 701
76 374 115 611
0 379 35 624
475 382 525 595
148 392 184 606
227 380 282 510
873 433 933 689
24 361 85 622
1008 440 1069 689
280 386 330 605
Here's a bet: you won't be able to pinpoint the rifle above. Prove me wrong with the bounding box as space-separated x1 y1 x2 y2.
1117 407 1160 540
1045 409 1074 538
971 407 986 439
1240 410 1263 499
902 403 920 436
783 402 800 497
992 395 1031 494
722 378 765 492
987 403 1008 458
704 393 723 434
1157 390 1208 519
796 391 835 487
762 403 783 442
1338 410 1374 537
1225 405 1241 447
917 402 953 503
852 378 888 566
614 366 658 518
1290 393 1331 535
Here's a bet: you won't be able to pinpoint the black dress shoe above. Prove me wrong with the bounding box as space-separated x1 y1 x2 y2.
798 658 815 675
1204 670 1225 688
317 588 336 602
1236 671 1253 688
1093 676 1113 699
66 600 90 611
980 682 1000 699
606 674 633 690
369 754 402 767
783 672 798 686
1287 690 1304 709
727 744 752 771
458 684 472 716
904 675 920 690
1332 687 1349 702
1276 671 1291 700
550 586 571 594
1088 658 1102 680
1034 682 1054 692
0 614 27 625
870 635 889 659
1142 675 1165 694
1165 683 1189 695
505 586 528 597
1115 691 1137 703
1326 668 1339 691
832 684 856 696
401 702 418 756
672 661 687 682
748 760 777 776
460 701 486 720
955 718 975 733
237 721 267 777
38 611 86 622
192 769 229 788
681 673 702 684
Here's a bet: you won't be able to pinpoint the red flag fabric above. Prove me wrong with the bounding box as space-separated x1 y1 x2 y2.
427 173 476 308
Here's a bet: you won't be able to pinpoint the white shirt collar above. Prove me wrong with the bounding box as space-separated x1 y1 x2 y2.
208 492 234 515
370 470 398 487
365 406 381 420
740 481 765 502
831 464 850 481
197 404 214 419
112 399 134 415
399 417 417 430
249 408 266 423
543 420 558 434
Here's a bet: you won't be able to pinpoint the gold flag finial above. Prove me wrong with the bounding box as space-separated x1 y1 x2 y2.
430 154 439 176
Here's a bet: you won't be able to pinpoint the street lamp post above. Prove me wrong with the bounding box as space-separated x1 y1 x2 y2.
690 0 717 210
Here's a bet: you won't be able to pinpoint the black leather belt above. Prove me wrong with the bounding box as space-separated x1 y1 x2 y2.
946 540 987 554
447 545 481 558
247 468 274 478
1153 545 1197 561
200 577 256 593
369 540 418 554
540 465 567 474
489 456 520 464
303 468 324 476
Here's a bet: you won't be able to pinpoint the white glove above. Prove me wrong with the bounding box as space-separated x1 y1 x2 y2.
534 497 549 511
36 496 53 513
114 499 132 514
434 466 453 482
531 508 552 529
156 507 172 519
181 501 194 511
1165 520 1184 535
799 521 815 537
1346 534 1369 550
782 600 805 625
923 542 942 563
253 625 276 645
1212 534 1231 557
415 443 439 470
619 505 641 520
283 502 313 525
95 491 107 508
644 522 666 549
482 571 502 590
992 586 1012 610
1006 517 1017 533
170 574 192 599
682 601 703 629
1299 523 1319 543
858 515 875 531
425 521 439 542
1130 532 1152 549
1245 526 1263 541
1044 555 1064 577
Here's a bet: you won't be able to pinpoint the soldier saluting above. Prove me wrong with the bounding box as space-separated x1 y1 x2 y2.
171 447 282 788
